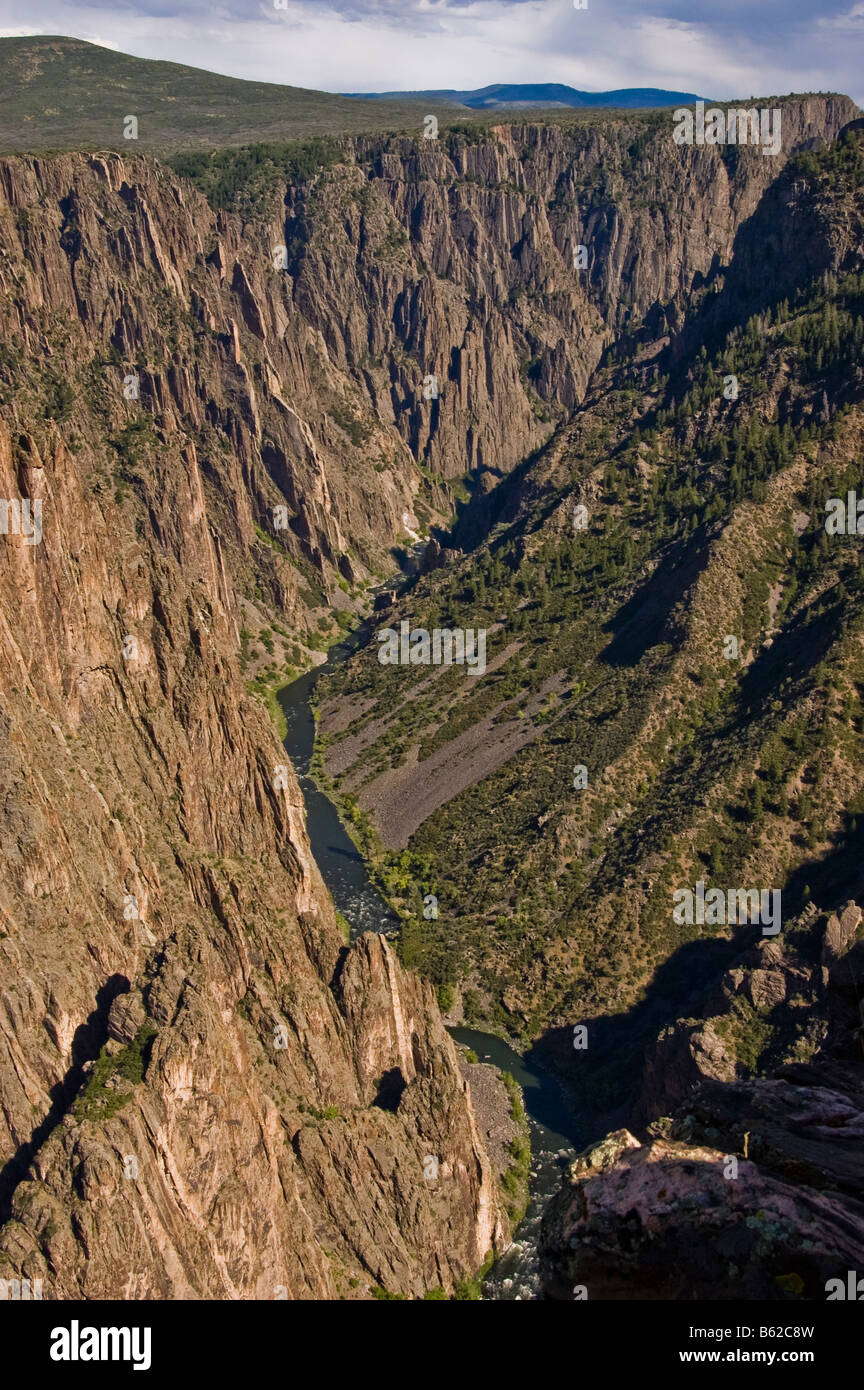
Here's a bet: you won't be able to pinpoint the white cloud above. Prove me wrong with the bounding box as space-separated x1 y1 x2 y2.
0 0 858 103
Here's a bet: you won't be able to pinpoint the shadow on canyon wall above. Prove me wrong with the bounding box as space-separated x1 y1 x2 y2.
0 973 129 1221
530 804 864 1141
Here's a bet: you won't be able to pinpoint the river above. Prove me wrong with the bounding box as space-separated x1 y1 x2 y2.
278 635 399 938
278 633 581 1299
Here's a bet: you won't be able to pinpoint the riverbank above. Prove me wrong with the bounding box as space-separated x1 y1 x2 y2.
277 645 581 1299
452 1027 580 1300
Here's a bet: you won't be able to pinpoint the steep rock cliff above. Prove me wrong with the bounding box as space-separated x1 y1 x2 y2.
0 151 507 1294
0 94 859 1302
283 97 857 488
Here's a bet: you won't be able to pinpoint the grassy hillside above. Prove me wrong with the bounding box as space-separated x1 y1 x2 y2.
1 37 831 158
315 129 864 1066
0 35 463 152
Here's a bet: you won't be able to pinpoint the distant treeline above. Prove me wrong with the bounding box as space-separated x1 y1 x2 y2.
168 138 342 211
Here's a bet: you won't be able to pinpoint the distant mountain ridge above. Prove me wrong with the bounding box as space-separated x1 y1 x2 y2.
0 37 706 152
0 34 463 152
342 82 706 110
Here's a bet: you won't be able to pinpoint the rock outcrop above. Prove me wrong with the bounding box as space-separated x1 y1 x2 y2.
539 900 864 1299
540 1112 864 1300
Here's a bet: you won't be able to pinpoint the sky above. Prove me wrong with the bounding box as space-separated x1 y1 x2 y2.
0 0 861 105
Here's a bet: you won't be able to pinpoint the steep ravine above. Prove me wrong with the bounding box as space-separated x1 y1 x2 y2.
280 637 583 1299
0 95 859 1303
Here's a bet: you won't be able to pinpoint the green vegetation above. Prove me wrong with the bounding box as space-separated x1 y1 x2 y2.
713 999 778 1074
109 415 159 486
328 401 374 448
73 1022 157 1124
452 1249 496 1300
170 138 342 214
246 669 291 739
499 1071 531 1224
298 1101 341 1122
316 130 864 1093
0 36 461 155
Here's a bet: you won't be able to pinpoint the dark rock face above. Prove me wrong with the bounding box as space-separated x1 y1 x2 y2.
292 99 855 489
540 901 864 1299
541 1121 864 1301
0 150 511 1298
423 537 463 571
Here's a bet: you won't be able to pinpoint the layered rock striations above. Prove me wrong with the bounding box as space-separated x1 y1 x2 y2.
0 93 858 1301
0 147 514 1297
0 391 503 1291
